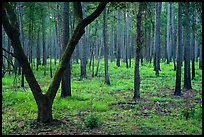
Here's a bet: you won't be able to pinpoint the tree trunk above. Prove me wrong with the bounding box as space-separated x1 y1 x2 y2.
116 10 121 67
174 2 182 96
41 8 46 76
36 29 41 71
154 2 162 76
171 3 176 71
103 7 110 85
183 3 192 90
149 21 153 64
133 2 144 99
61 2 71 97
166 2 171 64
191 10 195 80
2 2 107 123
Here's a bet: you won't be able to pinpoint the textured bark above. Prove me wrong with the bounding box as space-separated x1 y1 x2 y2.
174 2 182 96
133 2 144 99
61 2 71 97
103 7 110 85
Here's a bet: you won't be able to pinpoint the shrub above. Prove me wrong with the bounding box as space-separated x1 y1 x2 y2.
84 114 101 129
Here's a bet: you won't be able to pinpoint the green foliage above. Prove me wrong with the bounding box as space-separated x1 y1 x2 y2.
84 114 102 129
2 60 202 135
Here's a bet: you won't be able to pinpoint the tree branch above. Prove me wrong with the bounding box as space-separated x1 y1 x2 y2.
2 47 17 58
46 2 108 102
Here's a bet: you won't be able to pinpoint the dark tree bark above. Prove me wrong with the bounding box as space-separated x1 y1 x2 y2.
7 38 12 75
191 10 195 80
154 2 162 76
116 10 121 67
2 2 107 123
174 2 182 96
61 2 71 97
36 29 41 71
183 3 192 90
133 2 144 99
103 7 110 85
199 42 202 69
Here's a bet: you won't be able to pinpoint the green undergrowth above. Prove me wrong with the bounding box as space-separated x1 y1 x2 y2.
2 59 202 135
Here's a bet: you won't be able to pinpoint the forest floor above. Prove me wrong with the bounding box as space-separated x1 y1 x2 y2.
2 60 202 135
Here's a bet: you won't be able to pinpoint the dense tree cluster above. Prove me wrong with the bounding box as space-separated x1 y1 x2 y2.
2 2 202 123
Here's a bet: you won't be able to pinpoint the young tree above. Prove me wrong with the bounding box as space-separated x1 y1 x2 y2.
2 2 107 123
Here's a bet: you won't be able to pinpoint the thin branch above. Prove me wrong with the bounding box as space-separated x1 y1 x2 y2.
2 54 15 69
2 47 17 58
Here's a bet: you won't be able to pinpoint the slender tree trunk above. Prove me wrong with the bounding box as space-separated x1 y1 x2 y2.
171 3 176 71
61 2 71 97
116 10 121 67
7 39 11 75
195 16 198 62
133 2 144 99
183 3 192 90
191 10 195 80
41 8 46 76
36 29 40 71
199 42 202 69
174 2 182 96
95 46 102 76
149 21 153 64
166 2 171 64
103 7 110 85
154 2 162 76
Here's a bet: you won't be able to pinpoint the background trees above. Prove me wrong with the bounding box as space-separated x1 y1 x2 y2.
2 2 202 124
